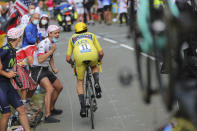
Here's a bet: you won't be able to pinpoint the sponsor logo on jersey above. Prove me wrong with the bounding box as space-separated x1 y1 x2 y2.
72 34 93 45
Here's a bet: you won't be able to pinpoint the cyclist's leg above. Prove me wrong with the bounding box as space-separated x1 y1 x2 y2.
8 83 30 131
90 59 102 98
76 63 86 117
0 83 11 131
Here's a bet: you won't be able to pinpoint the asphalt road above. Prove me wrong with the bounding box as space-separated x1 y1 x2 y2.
35 22 169 131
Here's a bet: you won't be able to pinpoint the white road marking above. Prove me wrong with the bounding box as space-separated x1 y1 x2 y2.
96 35 101 39
97 34 156 61
120 44 134 51
103 38 118 44
141 53 156 61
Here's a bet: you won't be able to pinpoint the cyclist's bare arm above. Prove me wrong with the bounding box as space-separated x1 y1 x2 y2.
98 50 104 61
93 34 104 61
66 55 74 65
66 39 74 65
38 44 56 64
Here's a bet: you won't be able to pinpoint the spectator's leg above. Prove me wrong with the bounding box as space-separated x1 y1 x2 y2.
0 113 11 131
124 13 128 25
120 13 123 24
107 10 112 25
50 79 63 110
26 89 36 99
40 77 54 117
16 106 30 131
21 89 27 101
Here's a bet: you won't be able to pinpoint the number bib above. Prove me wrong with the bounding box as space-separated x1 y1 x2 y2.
79 43 91 53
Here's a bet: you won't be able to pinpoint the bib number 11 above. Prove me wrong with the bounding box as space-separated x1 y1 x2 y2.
79 44 91 53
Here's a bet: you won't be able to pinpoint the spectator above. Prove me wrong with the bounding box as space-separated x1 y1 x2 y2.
0 28 30 131
18 4 36 29
83 0 95 24
22 13 41 48
35 0 44 15
38 14 49 39
46 0 54 19
97 0 104 24
73 0 85 22
119 0 128 25
103 0 112 25
31 25 63 123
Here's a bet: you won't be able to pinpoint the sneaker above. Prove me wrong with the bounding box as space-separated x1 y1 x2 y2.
44 116 60 123
80 107 86 118
94 83 102 99
51 109 63 115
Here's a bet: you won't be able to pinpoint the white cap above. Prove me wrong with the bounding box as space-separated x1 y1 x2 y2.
40 14 49 18
47 25 60 33
7 28 23 39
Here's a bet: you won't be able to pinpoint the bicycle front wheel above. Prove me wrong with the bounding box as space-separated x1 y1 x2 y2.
90 98 95 129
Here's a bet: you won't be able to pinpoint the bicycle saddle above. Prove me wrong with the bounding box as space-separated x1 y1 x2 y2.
83 60 91 65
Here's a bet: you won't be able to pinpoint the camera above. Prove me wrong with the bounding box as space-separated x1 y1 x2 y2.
13 74 23 88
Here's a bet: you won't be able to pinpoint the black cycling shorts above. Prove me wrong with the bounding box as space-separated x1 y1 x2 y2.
104 5 112 11
31 66 57 84
0 81 23 114
97 8 104 13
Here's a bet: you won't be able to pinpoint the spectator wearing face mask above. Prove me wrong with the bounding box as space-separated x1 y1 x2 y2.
35 0 44 15
18 4 36 29
37 14 49 39
22 13 41 48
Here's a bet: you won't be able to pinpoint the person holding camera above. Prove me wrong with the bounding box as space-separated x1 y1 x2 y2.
0 28 30 131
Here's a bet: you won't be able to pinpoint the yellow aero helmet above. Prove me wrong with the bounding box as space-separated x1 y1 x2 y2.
74 22 87 33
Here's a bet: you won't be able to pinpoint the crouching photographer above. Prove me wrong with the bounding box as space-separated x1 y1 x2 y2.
0 28 30 131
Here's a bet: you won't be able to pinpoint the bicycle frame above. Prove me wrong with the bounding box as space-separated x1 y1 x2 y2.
84 62 97 129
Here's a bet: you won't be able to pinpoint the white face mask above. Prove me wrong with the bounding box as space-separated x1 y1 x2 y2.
29 9 35 15
41 19 48 25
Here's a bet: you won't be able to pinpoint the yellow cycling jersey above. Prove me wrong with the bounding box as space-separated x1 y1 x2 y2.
154 0 164 8
67 32 103 80
67 32 102 58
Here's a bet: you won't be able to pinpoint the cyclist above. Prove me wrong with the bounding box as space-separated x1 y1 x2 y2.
66 22 104 117
31 25 63 123
0 28 30 131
